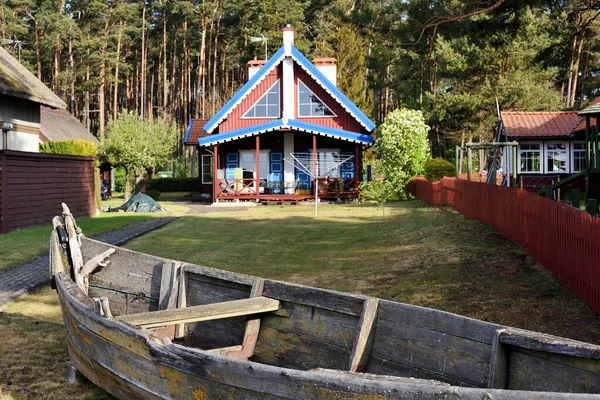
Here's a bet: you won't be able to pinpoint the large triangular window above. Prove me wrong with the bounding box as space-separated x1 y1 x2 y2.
298 80 335 117
243 80 280 118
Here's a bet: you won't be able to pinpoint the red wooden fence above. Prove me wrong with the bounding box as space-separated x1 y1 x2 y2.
0 150 96 233
412 177 600 314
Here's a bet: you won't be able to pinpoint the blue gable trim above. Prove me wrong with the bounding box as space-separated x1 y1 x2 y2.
287 119 374 145
203 46 286 134
199 120 284 146
290 47 376 132
198 119 373 147
183 119 193 143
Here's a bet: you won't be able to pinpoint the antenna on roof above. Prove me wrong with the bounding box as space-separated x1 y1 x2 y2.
250 33 267 60
1 35 22 62
496 97 501 121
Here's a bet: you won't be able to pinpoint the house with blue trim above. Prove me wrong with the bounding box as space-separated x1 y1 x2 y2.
184 26 375 202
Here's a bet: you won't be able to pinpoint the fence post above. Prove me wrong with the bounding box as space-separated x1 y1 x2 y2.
455 146 460 178
467 147 472 182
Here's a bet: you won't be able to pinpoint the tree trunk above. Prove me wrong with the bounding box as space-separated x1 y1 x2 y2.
141 4 147 119
113 20 123 120
162 2 168 117
569 34 584 108
124 166 132 201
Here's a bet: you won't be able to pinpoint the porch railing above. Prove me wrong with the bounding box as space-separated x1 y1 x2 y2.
215 177 360 199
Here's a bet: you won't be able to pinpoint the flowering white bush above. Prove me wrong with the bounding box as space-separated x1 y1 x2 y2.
375 108 430 192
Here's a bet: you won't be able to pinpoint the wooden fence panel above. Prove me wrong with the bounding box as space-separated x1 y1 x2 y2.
412 177 600 314
0 150 95 233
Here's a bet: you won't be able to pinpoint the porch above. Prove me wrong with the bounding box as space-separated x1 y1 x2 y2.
214 174 360 203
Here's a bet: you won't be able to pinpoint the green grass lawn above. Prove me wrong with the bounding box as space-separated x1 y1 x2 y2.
0 194 190 271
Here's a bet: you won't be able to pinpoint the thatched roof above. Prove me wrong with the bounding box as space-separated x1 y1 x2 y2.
40 106 99 145
0 46 66 109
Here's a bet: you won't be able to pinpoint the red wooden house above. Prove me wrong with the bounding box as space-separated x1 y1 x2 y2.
184 26 375 203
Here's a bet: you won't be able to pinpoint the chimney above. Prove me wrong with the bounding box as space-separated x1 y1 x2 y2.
313 58 337 87
247 59 266 81
283 25 294 55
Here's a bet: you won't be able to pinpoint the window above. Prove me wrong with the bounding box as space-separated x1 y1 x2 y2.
201 155 213 184
240 151 269 180
298 80 335 117
545 142 569 173
519 143 541 173
243 80 280 118
572 142 586 172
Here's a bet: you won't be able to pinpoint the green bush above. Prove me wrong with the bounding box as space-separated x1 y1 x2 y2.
423 158 456 182
113 167 126 193
144 188 161 201
39 140 97 156
148 177 198 192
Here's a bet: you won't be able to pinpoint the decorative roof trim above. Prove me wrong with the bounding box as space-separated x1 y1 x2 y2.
290 46 375 131
198 119 373 147
203 47 286 134
183 119 193 143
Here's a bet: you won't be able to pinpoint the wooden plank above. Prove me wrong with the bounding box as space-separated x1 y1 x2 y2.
488 329 509 389
369 318 492 387
349 298 378 372
159 261 181 311
498 328 600 359
223 278 264 359
182 264 255 286
377 299 502 344
263 280 365 316
175 269 187 338
507 349 600 393
117 297 280 329
259 301 360 349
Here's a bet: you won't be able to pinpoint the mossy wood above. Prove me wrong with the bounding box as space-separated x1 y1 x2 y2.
50 205 600 399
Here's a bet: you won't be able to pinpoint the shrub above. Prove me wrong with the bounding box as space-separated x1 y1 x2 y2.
39 140 97 156
113 167 126 193
423 158 456 182
144 188 161 201
148 177 198 192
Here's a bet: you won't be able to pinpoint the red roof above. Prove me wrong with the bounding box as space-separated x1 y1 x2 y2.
502 111 595 138
184 118 209 145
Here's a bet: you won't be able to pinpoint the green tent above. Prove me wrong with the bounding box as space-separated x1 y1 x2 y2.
109 193 163 212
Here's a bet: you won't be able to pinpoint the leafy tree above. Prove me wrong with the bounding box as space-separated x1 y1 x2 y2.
359 161 395 216
99 111 178 200
375 108 430 197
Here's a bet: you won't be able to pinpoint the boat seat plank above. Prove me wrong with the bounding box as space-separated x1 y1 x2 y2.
117 297 280 329
349 298 379 372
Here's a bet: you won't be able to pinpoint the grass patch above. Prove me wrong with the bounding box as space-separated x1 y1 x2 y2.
0 286 114 400
0 195 189 271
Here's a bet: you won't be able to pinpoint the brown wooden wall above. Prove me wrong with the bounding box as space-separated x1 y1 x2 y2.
0 150 96 233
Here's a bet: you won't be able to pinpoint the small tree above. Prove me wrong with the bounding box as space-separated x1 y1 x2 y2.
375 108 430 198
360 178 395 216
98 111 178 200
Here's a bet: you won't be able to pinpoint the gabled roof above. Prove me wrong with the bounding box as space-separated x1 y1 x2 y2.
203 47 286 134
0 46 66 109
501 111 591 139
198 119 374 147
184 118 209 146
289 47 375 131
39 106 98 144
578 97 600 116
203 44 375 134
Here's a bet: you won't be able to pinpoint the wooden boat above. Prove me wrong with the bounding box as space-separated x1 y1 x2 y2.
50 204 600 399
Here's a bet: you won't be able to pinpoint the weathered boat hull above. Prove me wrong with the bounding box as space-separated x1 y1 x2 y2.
51 228 600 399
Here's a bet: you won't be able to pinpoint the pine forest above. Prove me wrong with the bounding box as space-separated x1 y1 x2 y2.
2 0 599 164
